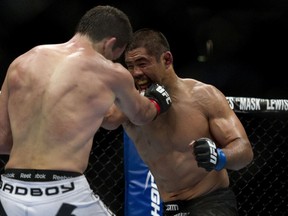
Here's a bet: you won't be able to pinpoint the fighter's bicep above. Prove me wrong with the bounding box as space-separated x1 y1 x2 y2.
109 66 142 114
207 89 242 147
209 92 249 151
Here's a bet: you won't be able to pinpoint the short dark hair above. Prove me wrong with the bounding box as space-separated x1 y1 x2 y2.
125 28 170 61
76 5 133 49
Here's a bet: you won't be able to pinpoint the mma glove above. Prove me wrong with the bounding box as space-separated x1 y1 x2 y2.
194 138 227 172
144 83 172 119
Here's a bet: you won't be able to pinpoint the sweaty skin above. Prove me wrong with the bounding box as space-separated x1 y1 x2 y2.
0 34 159 173
102 46 253 202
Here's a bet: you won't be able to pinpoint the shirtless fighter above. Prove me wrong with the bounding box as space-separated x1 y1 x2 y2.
102 28 254 215
0 8 171 216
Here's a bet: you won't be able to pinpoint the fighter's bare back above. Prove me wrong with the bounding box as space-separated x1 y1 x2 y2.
3 36 141 173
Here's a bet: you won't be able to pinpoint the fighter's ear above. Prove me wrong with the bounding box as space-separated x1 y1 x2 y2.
163 51 173 67
101 37 117 59
103 37 116 52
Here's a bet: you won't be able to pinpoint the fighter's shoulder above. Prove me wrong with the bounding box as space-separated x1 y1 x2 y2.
7 46 41 71
107 61 132 80
98 60 133 88
183 78 226 102
183 78 216 93
13 44 61 64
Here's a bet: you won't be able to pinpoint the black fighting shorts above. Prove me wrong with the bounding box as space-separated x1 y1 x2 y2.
163 187 238 216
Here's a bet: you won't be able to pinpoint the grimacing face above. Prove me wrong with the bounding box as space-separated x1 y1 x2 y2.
125 47 161 91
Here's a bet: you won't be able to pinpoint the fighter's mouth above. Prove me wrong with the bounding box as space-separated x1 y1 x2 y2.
136 79 151 91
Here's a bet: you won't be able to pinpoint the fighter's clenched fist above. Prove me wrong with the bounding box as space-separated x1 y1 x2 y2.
144 83 172 118
191 138 227 171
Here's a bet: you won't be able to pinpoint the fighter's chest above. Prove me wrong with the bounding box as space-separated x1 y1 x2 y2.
137 104 207 151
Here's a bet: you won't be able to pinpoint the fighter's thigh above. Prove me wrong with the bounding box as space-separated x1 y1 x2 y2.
58 192 115 216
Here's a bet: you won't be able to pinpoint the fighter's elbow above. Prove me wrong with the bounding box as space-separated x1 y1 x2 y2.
0 143 12 155
246 145 254 166
101 118 122 130
101 112 128 130
235 146 254 171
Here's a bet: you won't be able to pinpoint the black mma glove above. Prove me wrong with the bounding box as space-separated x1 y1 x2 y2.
144 83 172 118
193 138 227 171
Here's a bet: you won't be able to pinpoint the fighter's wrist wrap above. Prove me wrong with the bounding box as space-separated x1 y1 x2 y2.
149 99 161 120
215 148 227 171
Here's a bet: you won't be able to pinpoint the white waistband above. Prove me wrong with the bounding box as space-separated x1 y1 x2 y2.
0 175 89 198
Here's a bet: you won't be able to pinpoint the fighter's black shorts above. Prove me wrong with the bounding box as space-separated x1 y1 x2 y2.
163 187 238 216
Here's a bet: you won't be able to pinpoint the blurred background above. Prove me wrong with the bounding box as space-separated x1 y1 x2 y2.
1 0 287 98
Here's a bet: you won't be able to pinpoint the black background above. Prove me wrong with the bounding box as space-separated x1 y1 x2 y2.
1 0 287 98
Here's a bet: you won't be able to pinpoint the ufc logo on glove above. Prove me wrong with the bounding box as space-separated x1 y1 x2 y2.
155 85 172 104
208 140 217 165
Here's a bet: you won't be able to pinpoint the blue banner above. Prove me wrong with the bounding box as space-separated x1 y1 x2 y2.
124 132 163 216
